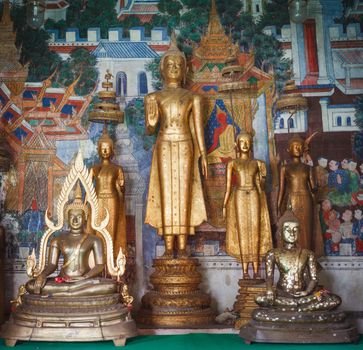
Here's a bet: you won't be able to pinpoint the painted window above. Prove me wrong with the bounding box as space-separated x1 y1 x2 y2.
336 116 342 127
116 71 127 97
256 4 260 13
346 116 351 126
138 72 148 95
279 118 285 129
288 118 294 129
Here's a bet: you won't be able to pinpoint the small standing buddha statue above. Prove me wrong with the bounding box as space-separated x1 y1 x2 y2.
239 209 359 344
223 132 272 279
91 127 126 258
277 135 324 255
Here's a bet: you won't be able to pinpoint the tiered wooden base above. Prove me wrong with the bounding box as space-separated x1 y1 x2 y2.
240 308 360 344
233 279 265 329
137 258 215 327
1 293 137 346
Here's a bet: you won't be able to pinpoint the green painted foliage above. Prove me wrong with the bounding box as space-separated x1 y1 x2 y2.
54 48 98 96
354 96 363 130
3 3 62 82
78 0 119 38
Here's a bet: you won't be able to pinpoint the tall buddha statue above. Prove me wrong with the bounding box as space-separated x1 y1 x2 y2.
91 127 126 257
26 182 116 297
277 135 323 255
223 132 272 279
144 33 208 258
239 209 358 344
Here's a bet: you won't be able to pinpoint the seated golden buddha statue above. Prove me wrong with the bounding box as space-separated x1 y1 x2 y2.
25 184 116 297
255 209 340 312
1 151 137 346
239 208 359 344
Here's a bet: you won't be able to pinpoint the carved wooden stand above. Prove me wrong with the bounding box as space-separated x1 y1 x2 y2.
137 258 215 327
233 279 265 329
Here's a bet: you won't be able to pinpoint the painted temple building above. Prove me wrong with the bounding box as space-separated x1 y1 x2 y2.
47 27 169 101
268 0 363 161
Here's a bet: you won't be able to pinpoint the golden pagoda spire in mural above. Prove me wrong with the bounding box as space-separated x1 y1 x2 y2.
1 0 11 26
0 0 28 96
207 0 224 35
193 0 239 63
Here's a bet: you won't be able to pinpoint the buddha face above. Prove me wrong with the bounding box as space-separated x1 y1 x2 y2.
162 54 185 83
282 221 299 244
99 141 113 160
288 140 303 157
68 208 85 232
237 134 251 154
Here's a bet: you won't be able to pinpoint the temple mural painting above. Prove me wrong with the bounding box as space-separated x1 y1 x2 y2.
0 0 362 317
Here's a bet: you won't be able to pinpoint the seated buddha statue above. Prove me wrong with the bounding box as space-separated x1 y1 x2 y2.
255 208 341 312
2 152 137 347
26 182 117 297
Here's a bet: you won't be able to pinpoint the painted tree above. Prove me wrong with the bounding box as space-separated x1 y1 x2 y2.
353 96 363 160
54 48 98 96
257 0 290 32
78 0 119 38
1 3 61 82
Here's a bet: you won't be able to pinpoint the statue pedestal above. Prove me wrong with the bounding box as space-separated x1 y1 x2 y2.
240 308 360 344
233 279 265 329
137 258 215 327
1 293 137 346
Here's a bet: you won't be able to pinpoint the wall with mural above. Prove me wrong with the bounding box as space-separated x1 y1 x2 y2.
0 0 363 307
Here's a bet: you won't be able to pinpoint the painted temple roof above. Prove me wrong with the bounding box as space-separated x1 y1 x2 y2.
0 81 89 152
118 0 159 22
333 48 363 66
188 1 272 96
45 0 69 10
92 40 159 59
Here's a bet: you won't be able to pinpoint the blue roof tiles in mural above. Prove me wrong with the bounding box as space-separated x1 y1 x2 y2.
92 41 159 59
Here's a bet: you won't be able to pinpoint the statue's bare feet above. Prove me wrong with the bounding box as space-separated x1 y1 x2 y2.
161 250 174 259
243 273 251 280
253 272 261 280
177 249 189 259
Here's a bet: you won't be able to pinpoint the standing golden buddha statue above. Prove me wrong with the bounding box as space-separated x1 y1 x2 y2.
144 33 208 258
91 127 126 257
223 132 272 279
277 136 323 255
138 33 214 327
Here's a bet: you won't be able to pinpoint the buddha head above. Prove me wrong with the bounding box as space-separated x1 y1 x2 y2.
98 127 114 160
236 131 252 154
160 32 187 85
287 135 304 158
278 207 300 245
65 181 88 231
